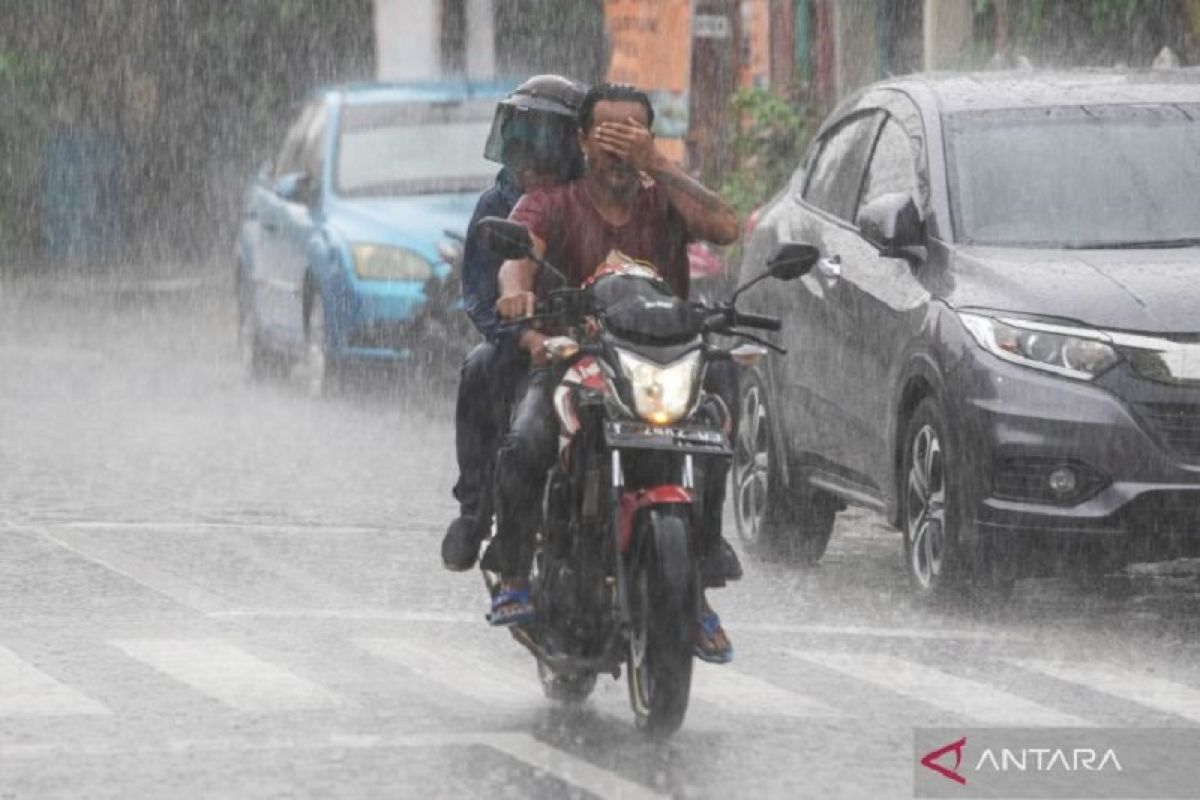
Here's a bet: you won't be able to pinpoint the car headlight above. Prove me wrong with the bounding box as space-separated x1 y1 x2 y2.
351 244 433 281
617 349 701 426
959 312 1120 380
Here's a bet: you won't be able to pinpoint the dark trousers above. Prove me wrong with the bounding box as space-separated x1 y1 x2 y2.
492 360 740 585
452 341 524 528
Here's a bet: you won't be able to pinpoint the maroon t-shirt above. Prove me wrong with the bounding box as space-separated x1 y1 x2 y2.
509 180 692 298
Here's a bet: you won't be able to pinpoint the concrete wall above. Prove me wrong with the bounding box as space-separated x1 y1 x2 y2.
375 0 440 80
923 0 973 70
465 0 496 78
833 0 880 99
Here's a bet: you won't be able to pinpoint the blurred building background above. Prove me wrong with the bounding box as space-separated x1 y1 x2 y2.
0 0 1196 268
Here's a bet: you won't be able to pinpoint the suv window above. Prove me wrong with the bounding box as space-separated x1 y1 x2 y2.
803 113 880 220
274 101 320 180
859 118 920 213
301 104 327 185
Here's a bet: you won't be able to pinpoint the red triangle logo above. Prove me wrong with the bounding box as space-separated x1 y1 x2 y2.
920 737 967 785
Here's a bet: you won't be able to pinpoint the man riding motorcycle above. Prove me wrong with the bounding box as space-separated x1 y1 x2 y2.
442 75 587 571
489 83 742 663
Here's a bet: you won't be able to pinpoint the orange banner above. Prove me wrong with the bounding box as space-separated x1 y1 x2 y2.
604 0 691 154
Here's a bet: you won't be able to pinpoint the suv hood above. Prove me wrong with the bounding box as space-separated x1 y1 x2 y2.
325 192 480 258
946 246 1200 335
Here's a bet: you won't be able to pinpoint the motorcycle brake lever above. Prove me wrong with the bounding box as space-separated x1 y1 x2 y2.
729 329 787 354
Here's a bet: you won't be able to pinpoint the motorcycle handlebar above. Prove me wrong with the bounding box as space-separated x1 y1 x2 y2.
732 311 782 332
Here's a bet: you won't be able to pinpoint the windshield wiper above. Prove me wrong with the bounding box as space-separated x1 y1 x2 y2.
1062 237 1200 250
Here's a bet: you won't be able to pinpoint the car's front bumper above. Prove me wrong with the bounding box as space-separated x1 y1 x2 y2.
326 275 430 362
947 349 1200 561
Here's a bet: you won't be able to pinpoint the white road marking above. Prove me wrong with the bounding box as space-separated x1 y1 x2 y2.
788 650 1090 727
211 609 479 623
1007 658 1200 723
0 646 109 717
353 637 539 709
735 621 1033 643
489 732 666 800
113 639 339 712
0 732 666 798
36 528 235 614
691 661 842 718
51 520 399 534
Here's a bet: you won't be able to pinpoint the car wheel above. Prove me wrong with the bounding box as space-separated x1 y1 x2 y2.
732 367 837 565
901 397 963 597
305 292 338 397
237 278 282 381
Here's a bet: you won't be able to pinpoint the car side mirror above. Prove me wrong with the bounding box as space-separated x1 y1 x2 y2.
857 192 925 259
274 172 313 205
766 242 819 280
478 216 533 260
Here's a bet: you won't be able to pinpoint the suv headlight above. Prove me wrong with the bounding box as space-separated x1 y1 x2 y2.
351 244 433 281
959 312 1120 380
617 349 701 426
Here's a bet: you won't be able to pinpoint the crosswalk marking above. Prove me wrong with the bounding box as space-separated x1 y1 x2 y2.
37 527 234 614
0 731 667 799
787 650 1090 727
490 733 666 800
353 637 539 709
691 661 842 718
1007 658 1200 724
113 639 339 712
0 646 109 717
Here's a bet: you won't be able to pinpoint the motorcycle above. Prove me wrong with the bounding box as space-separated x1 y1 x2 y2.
477 217 817 736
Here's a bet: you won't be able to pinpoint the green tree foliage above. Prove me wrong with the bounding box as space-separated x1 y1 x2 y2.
0 0 374 263
719 86 811 218
971 0 1188 66
0 49 54 253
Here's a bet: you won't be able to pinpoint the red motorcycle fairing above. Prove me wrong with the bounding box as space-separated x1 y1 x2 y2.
553 355 608 462
618 486 693 555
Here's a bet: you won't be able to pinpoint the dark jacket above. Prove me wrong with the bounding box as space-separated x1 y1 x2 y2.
462 168 523 340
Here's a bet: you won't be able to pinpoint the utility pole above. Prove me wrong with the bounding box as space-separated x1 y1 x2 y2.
688 0 742 182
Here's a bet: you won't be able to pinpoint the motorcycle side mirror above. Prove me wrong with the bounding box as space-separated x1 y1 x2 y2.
731 241 820 304
478 217 533 260
766 243 820 280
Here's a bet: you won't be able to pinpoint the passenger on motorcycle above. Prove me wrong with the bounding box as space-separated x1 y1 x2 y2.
490 83 742 663
442 75 587 572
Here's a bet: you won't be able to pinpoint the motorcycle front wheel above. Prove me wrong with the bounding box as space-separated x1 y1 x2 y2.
626 508 696 737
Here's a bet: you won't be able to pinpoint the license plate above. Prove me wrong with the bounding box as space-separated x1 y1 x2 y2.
603 420 730 454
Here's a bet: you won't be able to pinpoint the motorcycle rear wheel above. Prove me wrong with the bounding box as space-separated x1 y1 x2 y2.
626 508 696 737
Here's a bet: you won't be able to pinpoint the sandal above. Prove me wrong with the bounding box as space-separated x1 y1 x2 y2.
487 587 536 627
694 612 734 664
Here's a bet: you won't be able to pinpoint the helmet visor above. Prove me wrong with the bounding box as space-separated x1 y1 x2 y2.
483 106 579 176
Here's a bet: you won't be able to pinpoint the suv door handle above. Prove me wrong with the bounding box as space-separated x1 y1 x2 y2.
817 255 842 283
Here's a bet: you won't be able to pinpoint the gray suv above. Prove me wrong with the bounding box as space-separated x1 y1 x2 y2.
734 70 1200 597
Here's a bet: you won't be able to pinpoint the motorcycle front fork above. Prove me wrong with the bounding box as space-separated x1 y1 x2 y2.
609 449 695 630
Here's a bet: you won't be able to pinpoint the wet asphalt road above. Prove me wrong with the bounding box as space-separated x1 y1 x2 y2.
3 270 1200 799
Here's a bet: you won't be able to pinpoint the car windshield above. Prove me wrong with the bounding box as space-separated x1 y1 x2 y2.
947 103 1200 248
335 99 495 197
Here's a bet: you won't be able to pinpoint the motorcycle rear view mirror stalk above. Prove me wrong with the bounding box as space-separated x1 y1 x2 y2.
730 242 820 305
477 216 571 289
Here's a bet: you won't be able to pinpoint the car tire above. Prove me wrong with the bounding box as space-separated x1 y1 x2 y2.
901 396 965 598
237 276 282 381
732 367 837 565
305 291 339 397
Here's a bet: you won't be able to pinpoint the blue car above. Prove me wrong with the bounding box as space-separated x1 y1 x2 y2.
235 80 517 394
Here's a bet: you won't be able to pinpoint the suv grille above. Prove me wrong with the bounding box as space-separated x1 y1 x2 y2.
1136 402 1200 462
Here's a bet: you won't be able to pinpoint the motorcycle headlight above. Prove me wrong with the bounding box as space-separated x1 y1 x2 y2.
351 244 433 281
617 349 701 426
959 313 1120 381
